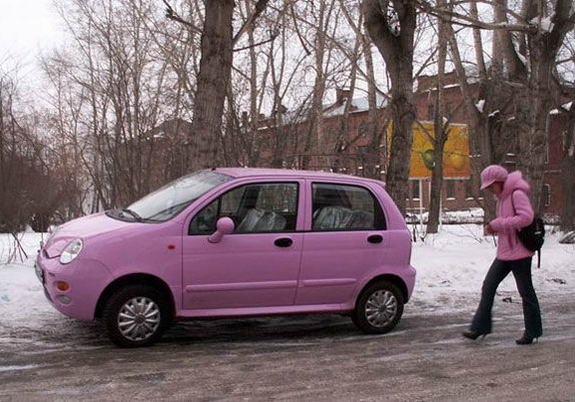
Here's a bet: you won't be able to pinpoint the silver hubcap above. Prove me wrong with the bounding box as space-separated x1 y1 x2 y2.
118 297 161 341
365 290 397 328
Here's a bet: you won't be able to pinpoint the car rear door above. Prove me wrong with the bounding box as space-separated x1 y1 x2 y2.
296 180 390 306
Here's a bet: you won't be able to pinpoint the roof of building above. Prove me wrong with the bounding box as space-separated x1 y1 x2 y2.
258 93 388 128
323 94 388 118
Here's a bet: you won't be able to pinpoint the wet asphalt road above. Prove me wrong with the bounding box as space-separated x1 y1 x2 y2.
1 294 574 401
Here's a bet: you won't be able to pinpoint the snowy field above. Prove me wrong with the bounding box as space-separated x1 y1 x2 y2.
0 225 573 337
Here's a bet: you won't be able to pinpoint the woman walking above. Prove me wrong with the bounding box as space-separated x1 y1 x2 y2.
463 165 542 345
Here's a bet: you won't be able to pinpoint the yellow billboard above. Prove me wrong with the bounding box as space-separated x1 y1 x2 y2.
388 121 470 179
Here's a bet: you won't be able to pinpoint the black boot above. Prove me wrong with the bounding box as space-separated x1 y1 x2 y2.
516 335 538 345
462 329 488 340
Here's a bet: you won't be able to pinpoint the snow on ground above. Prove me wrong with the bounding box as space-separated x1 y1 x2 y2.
0 233 65 340
0 225 573 337
411 224 574 313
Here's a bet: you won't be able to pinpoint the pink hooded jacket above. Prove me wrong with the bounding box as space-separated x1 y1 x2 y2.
489 171 535 261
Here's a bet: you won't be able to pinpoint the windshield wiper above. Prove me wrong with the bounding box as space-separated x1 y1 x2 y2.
146 199 194 221
121 208 143 222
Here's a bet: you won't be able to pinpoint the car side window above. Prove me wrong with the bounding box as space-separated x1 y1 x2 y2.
312 183 386 231
189 182 299 235
188 198 220 235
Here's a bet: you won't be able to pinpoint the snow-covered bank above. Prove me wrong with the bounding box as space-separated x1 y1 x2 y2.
0 226 573 337
0 233 63 339
411 224 574 313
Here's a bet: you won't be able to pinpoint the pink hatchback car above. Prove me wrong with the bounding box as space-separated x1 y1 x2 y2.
36 168 416 347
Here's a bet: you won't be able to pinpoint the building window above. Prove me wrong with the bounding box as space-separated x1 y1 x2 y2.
465 179 474 199
542 184 551 207
412 180 420 200
545 114 550 164
445 180 455 200
427 103 435 120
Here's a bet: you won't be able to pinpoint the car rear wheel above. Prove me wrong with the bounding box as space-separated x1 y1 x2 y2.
102 285 170 348
352 281 404 334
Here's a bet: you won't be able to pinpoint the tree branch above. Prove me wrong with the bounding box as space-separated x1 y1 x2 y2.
233 30 280 52
414 0 537 32
162 0 202 33
290 3 312 55
232 0 270 46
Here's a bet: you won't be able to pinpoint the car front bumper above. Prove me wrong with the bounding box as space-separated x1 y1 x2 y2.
35 252 113 321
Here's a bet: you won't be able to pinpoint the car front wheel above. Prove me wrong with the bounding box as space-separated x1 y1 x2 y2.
352 281 404 334
102 285 170 348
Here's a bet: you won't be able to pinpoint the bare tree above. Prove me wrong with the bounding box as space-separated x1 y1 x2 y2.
335 1 389 180
512 0 575 212
185 0 234 170
221 0 288 167
362 0 418 215
51 0 179 208
0 66 70 236
432 0 522 222
560 105 575 231
164 0 272 171
426 1 449 234
299 1 340 169
418 0 575 215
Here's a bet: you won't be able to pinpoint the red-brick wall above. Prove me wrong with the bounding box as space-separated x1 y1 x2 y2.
543 113 568 216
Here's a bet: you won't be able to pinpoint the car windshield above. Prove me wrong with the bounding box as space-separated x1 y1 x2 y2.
123 171 233 222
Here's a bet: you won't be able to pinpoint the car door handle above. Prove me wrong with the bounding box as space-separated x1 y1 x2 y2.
367 234 383 244
274 238 293 248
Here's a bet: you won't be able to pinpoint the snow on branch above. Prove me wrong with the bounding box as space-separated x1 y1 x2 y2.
475 99 485 113
549 101 574 115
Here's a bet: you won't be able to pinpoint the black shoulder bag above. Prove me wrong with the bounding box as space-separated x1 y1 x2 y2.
511 190 545 267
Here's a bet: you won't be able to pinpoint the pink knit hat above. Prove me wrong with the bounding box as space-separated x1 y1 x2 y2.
480 165 508 190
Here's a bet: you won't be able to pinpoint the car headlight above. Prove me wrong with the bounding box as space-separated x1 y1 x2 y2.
60 239 83 264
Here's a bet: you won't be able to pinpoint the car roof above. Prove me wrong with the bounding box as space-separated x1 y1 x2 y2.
213 167 385 186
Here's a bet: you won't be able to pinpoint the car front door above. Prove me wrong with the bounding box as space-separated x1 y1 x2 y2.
296 181 390 306
182 180 305 312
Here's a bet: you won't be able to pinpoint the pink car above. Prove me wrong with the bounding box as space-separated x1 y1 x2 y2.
36 168 416 347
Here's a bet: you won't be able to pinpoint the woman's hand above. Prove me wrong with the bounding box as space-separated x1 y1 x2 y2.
484 224 496 235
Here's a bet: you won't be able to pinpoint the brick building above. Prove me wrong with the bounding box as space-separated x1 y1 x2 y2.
255 71 572 217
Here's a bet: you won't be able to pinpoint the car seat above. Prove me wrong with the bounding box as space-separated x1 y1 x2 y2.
236 208 287 232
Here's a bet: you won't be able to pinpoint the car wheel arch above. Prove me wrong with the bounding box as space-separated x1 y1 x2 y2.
95 273 175 320
356 274 408 307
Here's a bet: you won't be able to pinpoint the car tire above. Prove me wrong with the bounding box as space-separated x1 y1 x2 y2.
102 285 170 348
352 281 404 334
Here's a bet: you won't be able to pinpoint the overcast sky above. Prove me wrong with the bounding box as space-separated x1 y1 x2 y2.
0 0 64 79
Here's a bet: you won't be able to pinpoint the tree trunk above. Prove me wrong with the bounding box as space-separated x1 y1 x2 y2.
427 6 448 234
499 0 574 214
469 0 487 81
560 110 575 231
444 15 497 223
188 0 234 171
363 29 386 181
302 1 334 170
362 0 417 216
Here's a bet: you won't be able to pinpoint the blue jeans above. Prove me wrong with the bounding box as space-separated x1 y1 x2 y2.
471 258 542 338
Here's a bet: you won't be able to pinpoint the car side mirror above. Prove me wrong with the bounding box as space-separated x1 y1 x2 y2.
208 217 235 243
